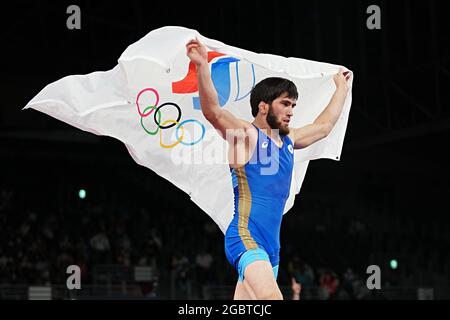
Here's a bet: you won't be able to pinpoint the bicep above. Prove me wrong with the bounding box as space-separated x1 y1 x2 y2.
206 108 251 140
290 123 330 149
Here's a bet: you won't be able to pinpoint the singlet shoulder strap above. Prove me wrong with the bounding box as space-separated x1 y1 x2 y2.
282 134 292 146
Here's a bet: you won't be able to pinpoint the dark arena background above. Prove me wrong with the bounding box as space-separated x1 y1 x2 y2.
1 0 449 302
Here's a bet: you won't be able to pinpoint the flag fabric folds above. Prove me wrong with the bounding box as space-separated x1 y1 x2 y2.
24 26 353 233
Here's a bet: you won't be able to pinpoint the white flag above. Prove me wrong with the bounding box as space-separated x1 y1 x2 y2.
24 26 353 233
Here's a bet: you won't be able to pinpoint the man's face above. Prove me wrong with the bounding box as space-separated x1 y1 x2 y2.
266 93 296 136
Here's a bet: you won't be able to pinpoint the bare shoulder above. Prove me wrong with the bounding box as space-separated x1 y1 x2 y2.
226 119 257 141
288 127 298 141
239 119 254 129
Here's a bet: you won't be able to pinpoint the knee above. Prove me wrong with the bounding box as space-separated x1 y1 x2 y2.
257 289 283 300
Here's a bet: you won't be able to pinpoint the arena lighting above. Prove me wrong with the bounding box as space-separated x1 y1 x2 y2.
390 259 398 270
78 189 86 199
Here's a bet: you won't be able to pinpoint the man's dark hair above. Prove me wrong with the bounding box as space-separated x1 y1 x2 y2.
250 77 298 117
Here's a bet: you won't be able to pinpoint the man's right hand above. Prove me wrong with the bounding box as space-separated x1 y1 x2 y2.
186 38 208 67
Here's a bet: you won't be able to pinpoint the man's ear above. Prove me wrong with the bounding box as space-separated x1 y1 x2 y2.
258 101 268 115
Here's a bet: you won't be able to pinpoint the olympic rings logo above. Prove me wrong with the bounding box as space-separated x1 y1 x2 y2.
136 88 206 149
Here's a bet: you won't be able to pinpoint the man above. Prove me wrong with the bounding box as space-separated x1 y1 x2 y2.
186 38 350 300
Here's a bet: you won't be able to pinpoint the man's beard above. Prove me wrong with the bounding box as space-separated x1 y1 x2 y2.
267 104 290 136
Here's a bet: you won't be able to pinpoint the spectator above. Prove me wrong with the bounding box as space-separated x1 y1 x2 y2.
195 248 214 298
319 270 340 300
291 277 302 300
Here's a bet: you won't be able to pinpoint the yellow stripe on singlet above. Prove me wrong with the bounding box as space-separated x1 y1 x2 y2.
235 167 258 250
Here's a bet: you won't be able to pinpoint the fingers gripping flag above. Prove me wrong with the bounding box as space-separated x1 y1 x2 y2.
24 26 353 233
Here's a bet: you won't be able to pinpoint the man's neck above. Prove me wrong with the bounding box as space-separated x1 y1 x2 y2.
252 118 281 144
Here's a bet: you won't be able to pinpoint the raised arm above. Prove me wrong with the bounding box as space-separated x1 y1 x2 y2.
186 38 251 139
289 70 350 149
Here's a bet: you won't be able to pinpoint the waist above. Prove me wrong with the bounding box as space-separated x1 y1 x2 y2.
226 218 281 254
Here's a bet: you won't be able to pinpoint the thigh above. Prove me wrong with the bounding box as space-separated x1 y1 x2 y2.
244 260 283 300
233 281 256 300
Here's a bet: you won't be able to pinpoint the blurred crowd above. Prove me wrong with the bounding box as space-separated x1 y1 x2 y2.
1 181 449 299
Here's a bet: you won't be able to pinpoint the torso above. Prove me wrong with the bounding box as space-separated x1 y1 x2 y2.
228 123 287 169
226 123 295 260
